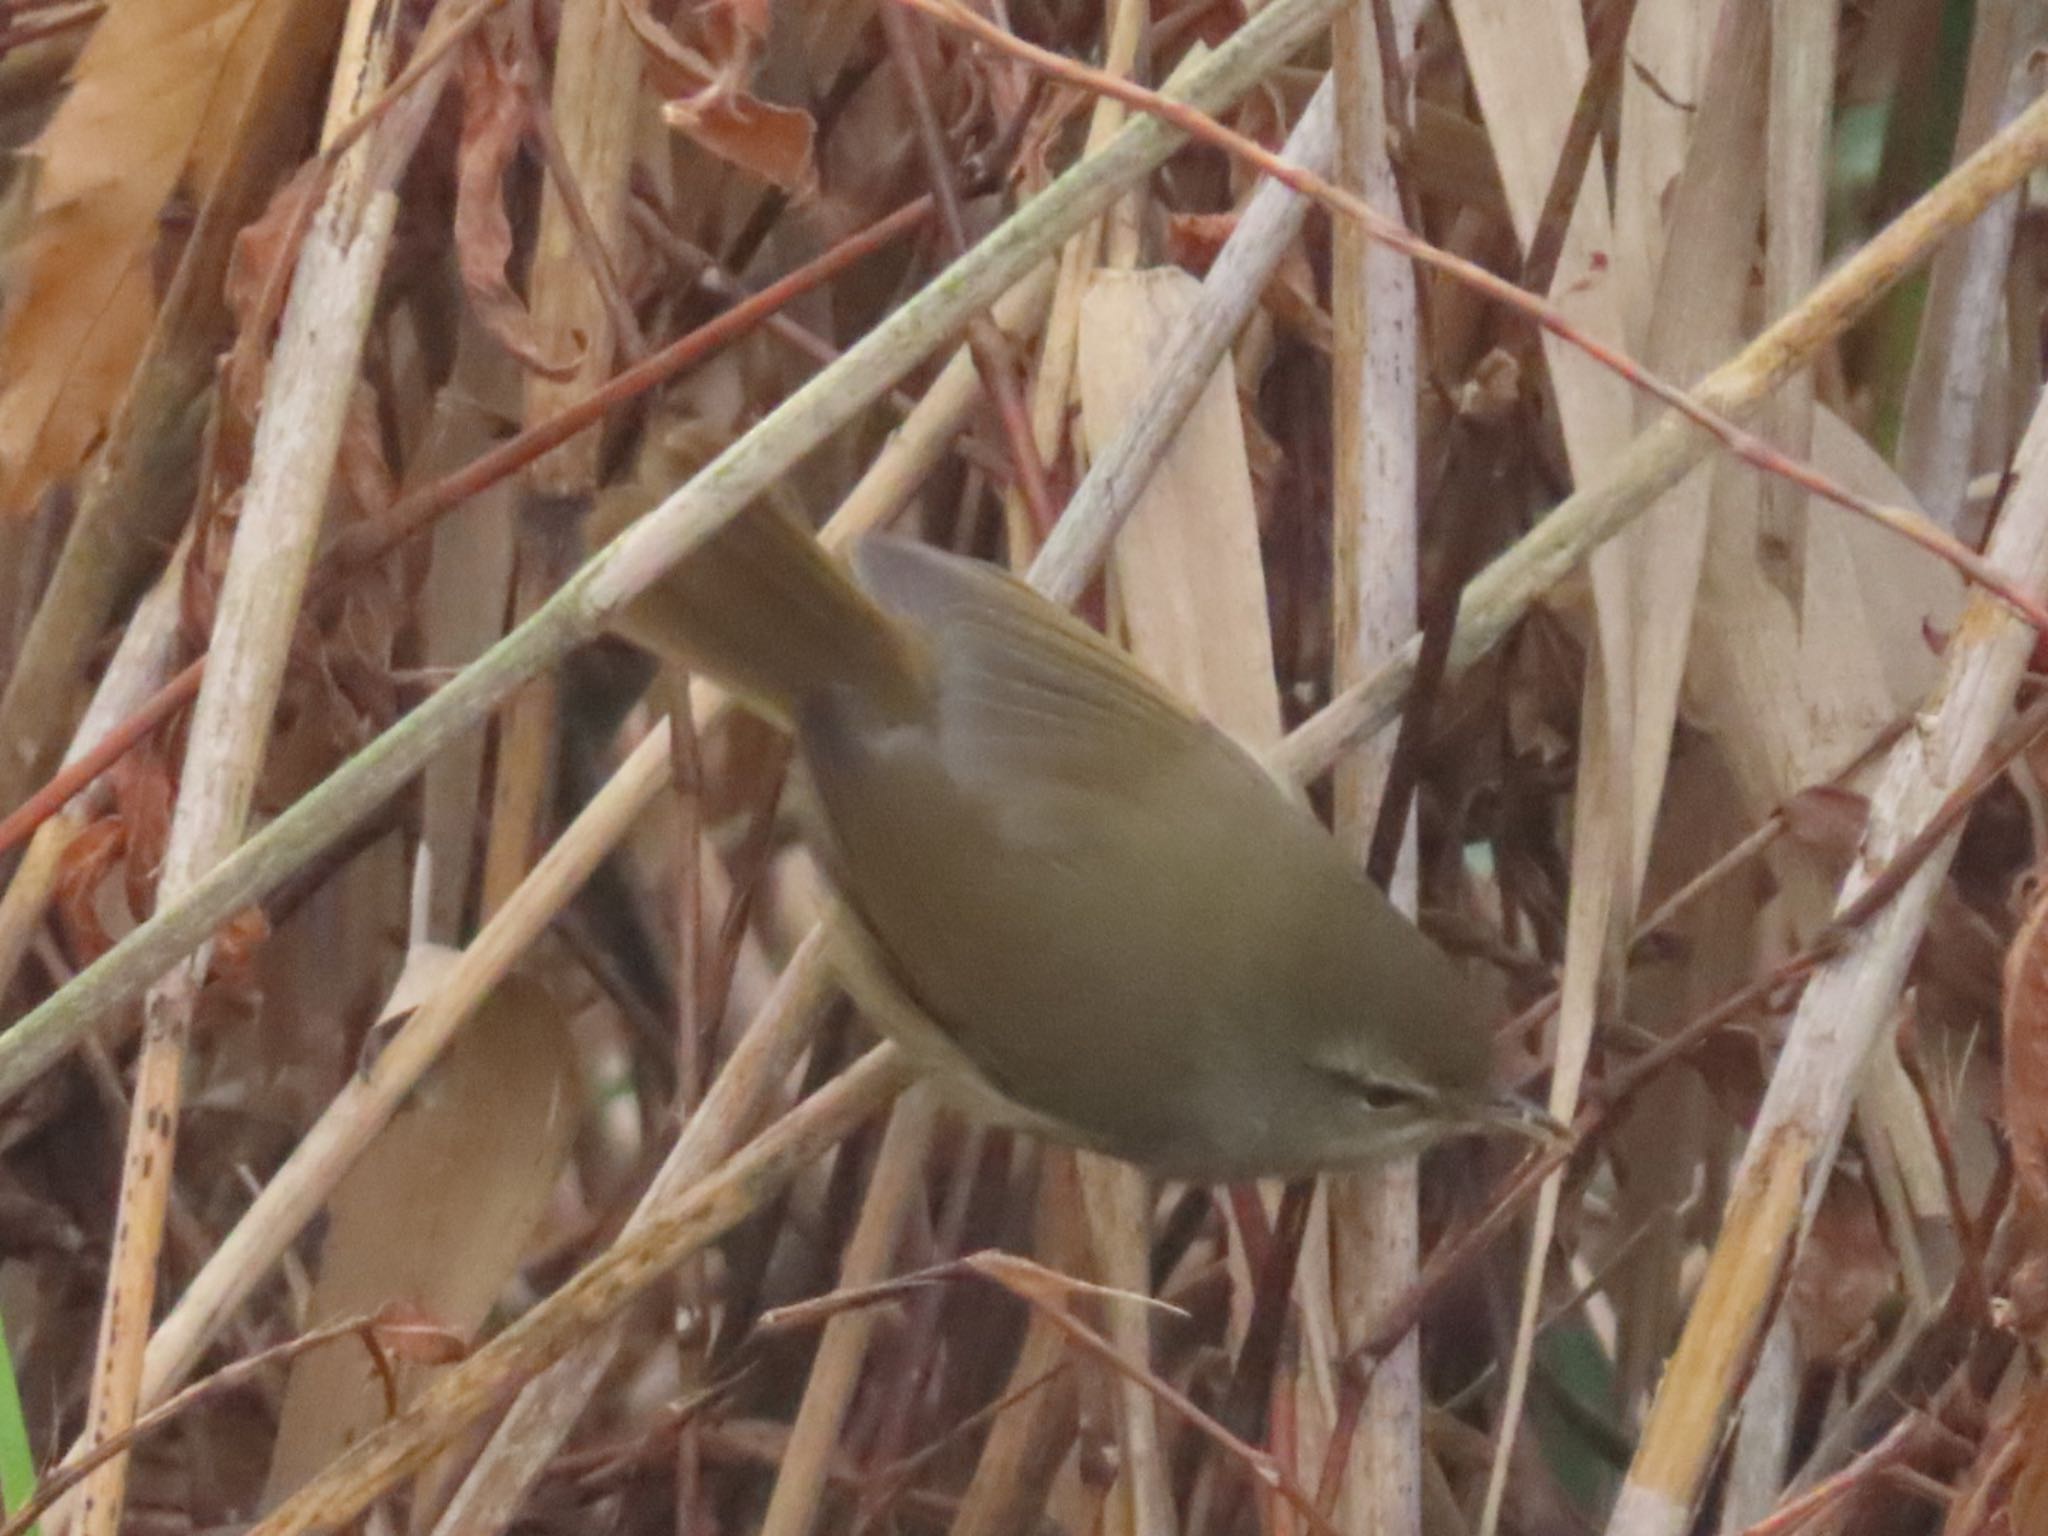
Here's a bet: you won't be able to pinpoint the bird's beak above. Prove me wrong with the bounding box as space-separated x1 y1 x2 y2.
1475 1092 1572 1146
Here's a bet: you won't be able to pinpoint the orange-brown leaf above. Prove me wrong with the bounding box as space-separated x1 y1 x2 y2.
52 816 128 962
1784 1172 1895 1365
624 0 814 192
454 30 577 379
2013 1385 2048 1536
108 741 174 921
0 0 300 517
2005 874 2048 1218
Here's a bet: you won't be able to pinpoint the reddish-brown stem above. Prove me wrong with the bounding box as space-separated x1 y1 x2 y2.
901 0 2048 637
0 657 203 854
877 0 1061 538
0 196 938 856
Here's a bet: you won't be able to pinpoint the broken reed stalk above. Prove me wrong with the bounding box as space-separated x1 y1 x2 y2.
0 0 1350 1105
68 5 434 1531
1323 0 1425 1529
10 0 2048 1119
1605 382 2048 1536
12 22 2048 1527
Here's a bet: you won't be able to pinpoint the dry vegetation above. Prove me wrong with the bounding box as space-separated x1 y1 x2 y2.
3 1 2048 1534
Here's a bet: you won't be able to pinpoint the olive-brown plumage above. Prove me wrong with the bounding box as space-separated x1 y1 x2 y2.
601 501 1526 1179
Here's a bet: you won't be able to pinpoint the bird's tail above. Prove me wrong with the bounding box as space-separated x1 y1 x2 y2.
589 489 922 729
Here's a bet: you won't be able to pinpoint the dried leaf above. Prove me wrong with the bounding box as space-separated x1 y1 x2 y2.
2010 1384 2048 1535
2004 874 2048 1218
0 0 302 516
625 0 815 192
52 816 129 962
107 741 174 921
263 974 578 1502
1078 267 1281 749
1784 1171 1895 1364
454 29 579 379
205 906 270 995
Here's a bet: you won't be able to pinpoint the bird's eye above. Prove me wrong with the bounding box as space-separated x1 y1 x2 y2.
1316 1066 1434 1114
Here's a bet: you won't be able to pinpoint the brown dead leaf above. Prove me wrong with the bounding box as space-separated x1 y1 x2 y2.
2004 874 2048 1219
107 740 174 921
220 160 326 428
1779 784 1871 865
50 738 175 961
2010 1384 2048 1536
0 0 302 517
52 816 129 962
455 28 578 379
1784 1170 1896 1365
205 906 271 995
1078 268 1282 749
263 974 577 1502
624 0 815 192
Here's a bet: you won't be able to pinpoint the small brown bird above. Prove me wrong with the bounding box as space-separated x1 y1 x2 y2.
598 498 1541 1180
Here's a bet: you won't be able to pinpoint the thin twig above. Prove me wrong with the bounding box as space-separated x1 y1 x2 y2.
904 0 2048 636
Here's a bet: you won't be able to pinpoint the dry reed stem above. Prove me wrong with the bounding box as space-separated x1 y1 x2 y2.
758 1087 940 1536
523 0 641 489
878 0 1058 537
1760 0 1834 552
1325 0 1422 1529
1031 77 1335 610
1605 370 2048 1536
0 1312 399 1536
0 548 185 1001
1274 76 2048 781
0 0 1345 1106
135 725 669 1407
1897 0 2032 530
69 5 427 1530
1488 11 1770 1528
824 267 1057 544
1002 0 1147 561
470 0 644 931
0 0 345 817
915 0 2048 637
248 1043 919 1536
428 929 837 1536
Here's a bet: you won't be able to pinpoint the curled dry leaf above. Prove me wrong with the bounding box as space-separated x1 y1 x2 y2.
1783 1170 1896 1366
0 0 301 518
2009 1384 2048 1536
51 740 176 961
107 742 174 922
2005 873 2048 1220
205 906 271 996
455 28 580 380
624 0 815 192
220 160 327 431
52 816 130 962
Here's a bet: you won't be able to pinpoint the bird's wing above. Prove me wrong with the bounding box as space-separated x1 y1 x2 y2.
848 536 1224 797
